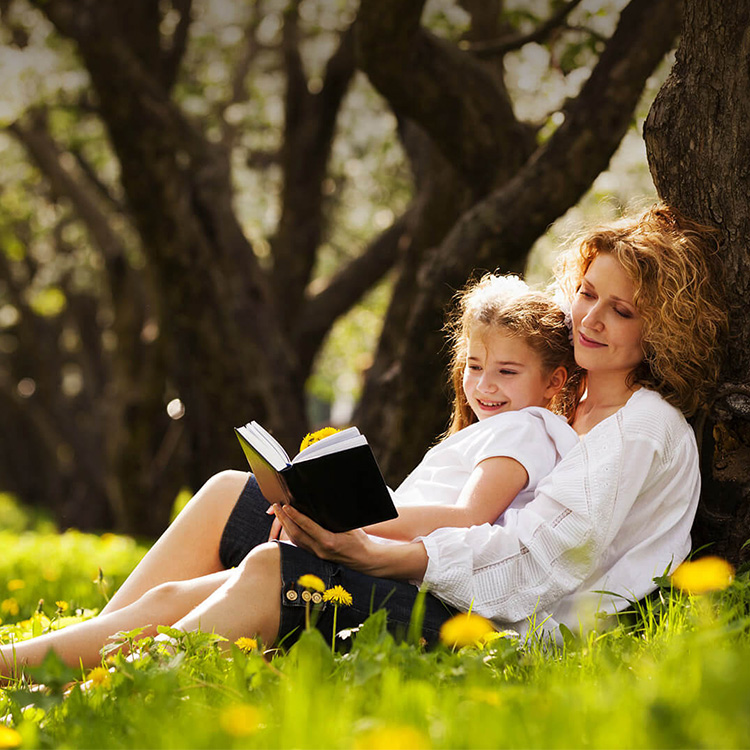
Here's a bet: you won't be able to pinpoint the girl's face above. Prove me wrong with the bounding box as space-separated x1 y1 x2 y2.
571 252 644 377
462 327 565 421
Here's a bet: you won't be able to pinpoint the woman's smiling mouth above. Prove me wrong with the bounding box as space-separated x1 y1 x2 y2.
578 332 606 348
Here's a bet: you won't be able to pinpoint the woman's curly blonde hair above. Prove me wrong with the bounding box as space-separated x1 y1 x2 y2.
444 273 582 436
555 203 728 416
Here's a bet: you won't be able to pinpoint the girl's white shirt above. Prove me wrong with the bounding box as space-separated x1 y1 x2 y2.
392 407 579 521
418 388 700 637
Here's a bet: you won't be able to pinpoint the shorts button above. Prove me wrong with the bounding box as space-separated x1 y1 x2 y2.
286 590 298 602
311 592 323 604
301 590 312 602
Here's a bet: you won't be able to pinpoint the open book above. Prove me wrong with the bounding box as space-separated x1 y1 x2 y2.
234 422 398 533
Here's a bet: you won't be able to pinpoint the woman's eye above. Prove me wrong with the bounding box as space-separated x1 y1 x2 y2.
615 308 633 319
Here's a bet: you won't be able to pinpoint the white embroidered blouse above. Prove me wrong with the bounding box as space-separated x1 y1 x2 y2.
419 388 700 635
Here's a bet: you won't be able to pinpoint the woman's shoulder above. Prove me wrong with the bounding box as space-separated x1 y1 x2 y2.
617 388 696 460
620 388 689 430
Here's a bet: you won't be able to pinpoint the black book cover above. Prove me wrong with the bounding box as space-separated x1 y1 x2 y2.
235 425 398 532
281 445 397 532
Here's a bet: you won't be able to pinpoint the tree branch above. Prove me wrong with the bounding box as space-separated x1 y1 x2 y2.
464 0 586 58
160 0 192 92
216 3 264 146
294 207 415 369
422 0 680 289
9 108 131 265
355 0 533 191
271 22 357 327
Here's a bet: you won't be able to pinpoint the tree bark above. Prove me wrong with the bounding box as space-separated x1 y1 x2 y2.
644 0 750 564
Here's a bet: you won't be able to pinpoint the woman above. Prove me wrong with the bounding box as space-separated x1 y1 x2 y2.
0 204 728 670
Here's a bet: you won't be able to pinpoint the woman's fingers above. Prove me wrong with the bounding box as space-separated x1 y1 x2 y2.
267 516 283 542
275 505 344 559
273 505 320 554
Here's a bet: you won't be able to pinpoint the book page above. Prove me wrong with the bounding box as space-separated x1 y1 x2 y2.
239 422 291 469
292 427 366 463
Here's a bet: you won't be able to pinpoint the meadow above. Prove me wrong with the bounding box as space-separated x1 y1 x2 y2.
0 493 749 750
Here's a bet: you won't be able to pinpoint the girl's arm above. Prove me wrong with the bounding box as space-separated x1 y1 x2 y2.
364 457 528 541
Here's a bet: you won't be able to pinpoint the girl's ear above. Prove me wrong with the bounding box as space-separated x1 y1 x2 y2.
544 366 568 399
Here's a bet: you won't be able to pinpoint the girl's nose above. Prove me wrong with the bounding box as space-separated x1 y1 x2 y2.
479 373 497 391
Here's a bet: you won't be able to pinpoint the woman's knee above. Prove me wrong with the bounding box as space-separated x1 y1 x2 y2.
190 470 248 518
234 543 281 586
203 470 248 501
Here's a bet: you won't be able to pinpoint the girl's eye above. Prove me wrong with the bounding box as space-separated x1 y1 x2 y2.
499 369 517 376
578 289 594 299
614 308 633 319
467 364 481 371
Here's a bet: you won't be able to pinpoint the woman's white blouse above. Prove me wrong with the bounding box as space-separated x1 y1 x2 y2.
419 388 700 635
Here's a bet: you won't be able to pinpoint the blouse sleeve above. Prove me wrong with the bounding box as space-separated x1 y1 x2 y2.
419 398 693 625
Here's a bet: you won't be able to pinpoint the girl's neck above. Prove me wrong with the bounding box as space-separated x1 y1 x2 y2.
573 371 639 435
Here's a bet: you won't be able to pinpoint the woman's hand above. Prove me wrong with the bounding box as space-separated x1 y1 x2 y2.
272 504 375 571
273 504 429 580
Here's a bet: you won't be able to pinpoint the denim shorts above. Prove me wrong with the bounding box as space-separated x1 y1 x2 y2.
218 475 458 647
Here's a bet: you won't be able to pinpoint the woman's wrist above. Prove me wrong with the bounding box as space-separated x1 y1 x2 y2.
363 540 429 580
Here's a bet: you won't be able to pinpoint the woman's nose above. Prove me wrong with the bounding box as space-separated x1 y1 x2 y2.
582 302 604 330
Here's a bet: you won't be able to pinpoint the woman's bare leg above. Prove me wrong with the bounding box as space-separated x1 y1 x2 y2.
0 570 233 674
102 471 250 614
0 543 283 676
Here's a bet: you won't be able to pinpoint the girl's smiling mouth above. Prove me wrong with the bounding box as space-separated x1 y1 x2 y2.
476 399 508 409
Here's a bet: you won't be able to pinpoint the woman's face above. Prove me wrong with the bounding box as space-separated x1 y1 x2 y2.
571 252 644 377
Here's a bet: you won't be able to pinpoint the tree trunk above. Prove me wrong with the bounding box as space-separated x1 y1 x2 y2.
644 0 750 565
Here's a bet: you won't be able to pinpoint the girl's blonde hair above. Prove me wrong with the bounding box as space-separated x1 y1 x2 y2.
555 203 728 416
444 274 581 436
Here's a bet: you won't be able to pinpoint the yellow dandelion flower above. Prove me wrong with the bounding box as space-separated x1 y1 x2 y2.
219 703 262 738
323 585 353 607
355 725 431 750
671 556 735 594
42 569 59 582
297 574 325 592
86 666 112 689
439 613 496 649
6 580 24 592
300 427 341 452
55 601 69 612
0 726 22 749
1 599 19 617
234 637 258 653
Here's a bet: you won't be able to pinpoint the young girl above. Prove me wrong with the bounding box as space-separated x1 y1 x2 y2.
362 273 580 542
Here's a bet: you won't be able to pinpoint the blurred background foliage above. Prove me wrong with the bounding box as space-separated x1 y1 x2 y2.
0 0 664 535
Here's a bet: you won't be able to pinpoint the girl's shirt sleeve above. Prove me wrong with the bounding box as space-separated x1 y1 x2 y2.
394 408 576 510
418 390 699 632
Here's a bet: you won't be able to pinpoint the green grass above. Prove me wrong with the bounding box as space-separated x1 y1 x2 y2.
0 516 749 749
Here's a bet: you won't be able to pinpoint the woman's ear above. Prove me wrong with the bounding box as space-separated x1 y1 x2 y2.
544 366 568 399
